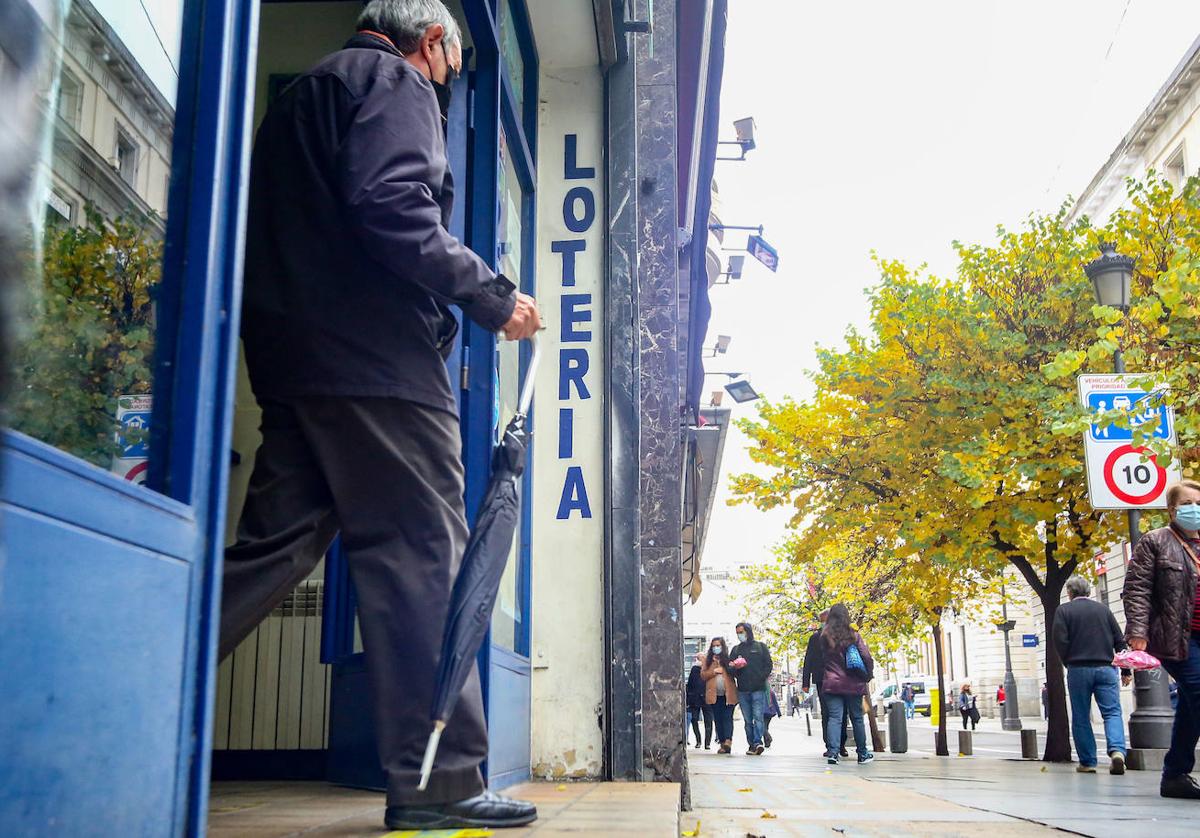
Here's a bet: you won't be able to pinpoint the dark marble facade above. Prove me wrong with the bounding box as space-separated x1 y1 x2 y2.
632 0 686 785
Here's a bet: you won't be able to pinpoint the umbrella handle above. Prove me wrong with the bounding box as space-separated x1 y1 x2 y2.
417 719 446 791
516 333 541 418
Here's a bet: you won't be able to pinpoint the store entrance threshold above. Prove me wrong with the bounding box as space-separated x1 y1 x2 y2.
208 780 680 836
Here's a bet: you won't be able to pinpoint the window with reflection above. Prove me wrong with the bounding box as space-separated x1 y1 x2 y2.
497 0 526 120
492 127 527 652
11 0 182 487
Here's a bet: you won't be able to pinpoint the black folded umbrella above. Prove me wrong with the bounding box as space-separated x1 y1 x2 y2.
418 335 541 791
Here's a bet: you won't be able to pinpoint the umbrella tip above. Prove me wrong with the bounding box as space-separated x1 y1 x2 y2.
417 720 447 791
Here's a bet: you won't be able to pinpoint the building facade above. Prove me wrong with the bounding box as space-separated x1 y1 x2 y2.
1072 34 1200 223
0 0 731 833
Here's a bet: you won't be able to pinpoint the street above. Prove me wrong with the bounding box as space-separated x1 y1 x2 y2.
683 714 1197 837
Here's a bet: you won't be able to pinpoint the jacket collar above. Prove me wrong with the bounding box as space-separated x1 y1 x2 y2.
344 31 405 59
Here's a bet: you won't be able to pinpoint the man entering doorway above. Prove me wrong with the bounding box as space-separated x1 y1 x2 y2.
220 0 541 830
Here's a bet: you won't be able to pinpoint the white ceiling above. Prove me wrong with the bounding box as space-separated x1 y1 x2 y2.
525 0 599 70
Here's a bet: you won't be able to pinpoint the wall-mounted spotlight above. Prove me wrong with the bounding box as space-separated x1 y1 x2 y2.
724 379 760 404
715 254 745 284
717 116 757 161
707 335 732 357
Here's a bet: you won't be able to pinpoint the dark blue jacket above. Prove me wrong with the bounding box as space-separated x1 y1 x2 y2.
241 33 515 415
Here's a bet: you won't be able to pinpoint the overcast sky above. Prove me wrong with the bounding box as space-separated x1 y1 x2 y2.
701 0 1200 571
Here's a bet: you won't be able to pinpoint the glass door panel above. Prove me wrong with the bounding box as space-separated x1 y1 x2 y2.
492 128 525 652
10 0 185 489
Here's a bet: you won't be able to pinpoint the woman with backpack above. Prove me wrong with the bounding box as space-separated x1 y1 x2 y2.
958 684 979 730
700 636 738 754
819 604 875 765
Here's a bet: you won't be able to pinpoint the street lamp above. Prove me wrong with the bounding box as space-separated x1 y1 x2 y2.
1084 242 1174 755
995 578 1021 731
1085 242 1134 311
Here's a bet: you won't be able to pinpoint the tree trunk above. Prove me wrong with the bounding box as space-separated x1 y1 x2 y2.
1040 587 1073 762
932 619 949 756
864 695 884 752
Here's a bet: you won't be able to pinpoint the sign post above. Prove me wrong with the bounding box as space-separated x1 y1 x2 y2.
1077 374 1180 511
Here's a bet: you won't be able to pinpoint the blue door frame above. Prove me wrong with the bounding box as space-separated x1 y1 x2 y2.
0 0 258 835
459 0 537 791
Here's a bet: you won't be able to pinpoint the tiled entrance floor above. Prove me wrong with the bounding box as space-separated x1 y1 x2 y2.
208 780 680 837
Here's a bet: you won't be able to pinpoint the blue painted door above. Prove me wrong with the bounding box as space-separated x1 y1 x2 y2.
0 0 256 835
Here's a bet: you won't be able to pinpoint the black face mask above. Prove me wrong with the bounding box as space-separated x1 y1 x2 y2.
432 78 452 124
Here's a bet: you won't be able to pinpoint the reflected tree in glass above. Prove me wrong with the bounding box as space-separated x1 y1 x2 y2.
11 205 159 466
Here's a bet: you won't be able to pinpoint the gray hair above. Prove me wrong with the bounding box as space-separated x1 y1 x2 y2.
358 0 462 56
1065 575 1092 600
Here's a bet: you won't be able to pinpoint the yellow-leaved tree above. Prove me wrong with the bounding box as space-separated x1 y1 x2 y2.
733 203 1130 762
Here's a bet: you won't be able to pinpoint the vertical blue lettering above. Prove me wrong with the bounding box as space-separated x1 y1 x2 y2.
556 466 593 519
551 240 587 286
558 408 574 459
564 134 596 180
561 294 593 342
559 348 591 400
563 186 596 233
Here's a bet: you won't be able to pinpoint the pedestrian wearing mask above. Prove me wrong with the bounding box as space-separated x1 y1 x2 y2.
729 622 774 755
958 684 978 730
819 604 875 765
1052 575 1128 775
1123 480 1200 799
701 637 738 754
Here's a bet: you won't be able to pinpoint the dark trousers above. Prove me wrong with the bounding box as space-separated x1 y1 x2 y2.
816 683 848 752
1163 636 1200 780
711 697 735 742
689 705 713 745
219 396 486 806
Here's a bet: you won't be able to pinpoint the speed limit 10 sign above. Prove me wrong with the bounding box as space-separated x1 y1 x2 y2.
1078 374 1182 510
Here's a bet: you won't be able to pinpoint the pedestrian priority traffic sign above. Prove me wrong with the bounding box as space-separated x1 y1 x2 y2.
1078 374 1180 510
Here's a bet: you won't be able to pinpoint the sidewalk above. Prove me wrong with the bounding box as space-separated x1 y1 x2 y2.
208 779 679 837
683 714 1198 837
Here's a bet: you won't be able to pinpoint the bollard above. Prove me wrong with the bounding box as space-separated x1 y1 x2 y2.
888 702 908 753
874 728 887 753
805 711 812 737
958 730 973 756
1020 728 1038 759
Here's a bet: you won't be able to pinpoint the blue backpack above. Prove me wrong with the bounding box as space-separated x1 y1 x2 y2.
845 643 869 680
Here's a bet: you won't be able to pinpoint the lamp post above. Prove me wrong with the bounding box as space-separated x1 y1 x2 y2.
1084 243 1174 755
996 578 1022 731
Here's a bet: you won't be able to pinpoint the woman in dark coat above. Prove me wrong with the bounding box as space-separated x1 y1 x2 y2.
819 603 875 765
686 659 712 748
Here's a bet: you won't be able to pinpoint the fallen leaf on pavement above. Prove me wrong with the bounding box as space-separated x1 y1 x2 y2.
682 822 701 837
556 784 568 791
737 787 753 793
760 811 777 819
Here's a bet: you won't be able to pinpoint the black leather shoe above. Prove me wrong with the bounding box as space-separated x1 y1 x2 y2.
385 790 537 829
1161 774 1200 800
